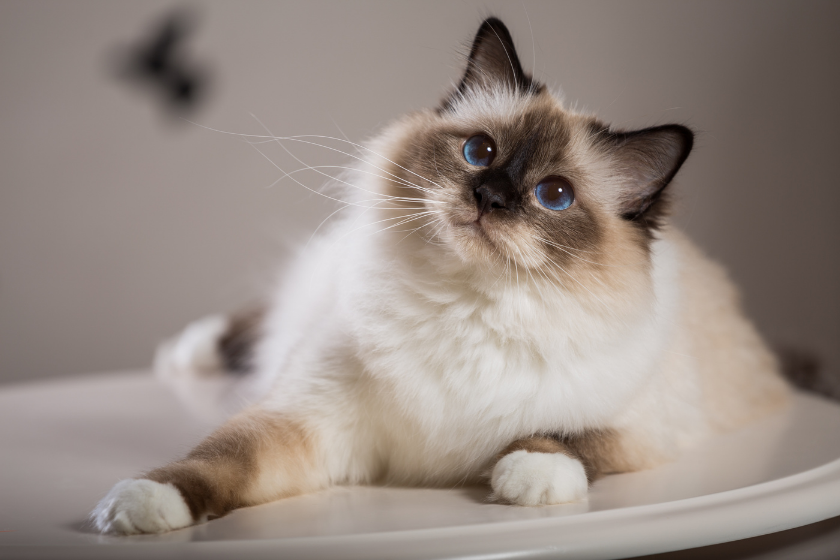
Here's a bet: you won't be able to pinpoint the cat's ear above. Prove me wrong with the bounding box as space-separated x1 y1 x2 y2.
603 124 694 226
456 18 532 95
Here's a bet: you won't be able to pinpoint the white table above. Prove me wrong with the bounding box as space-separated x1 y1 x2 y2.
2 372 840 559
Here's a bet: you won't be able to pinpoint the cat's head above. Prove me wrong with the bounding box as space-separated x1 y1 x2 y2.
375 18 692 280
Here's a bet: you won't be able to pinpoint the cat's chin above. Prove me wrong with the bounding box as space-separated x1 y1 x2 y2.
461 220 490 240
447 220 508 266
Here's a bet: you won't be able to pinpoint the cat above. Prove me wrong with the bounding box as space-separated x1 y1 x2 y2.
92 17 790 534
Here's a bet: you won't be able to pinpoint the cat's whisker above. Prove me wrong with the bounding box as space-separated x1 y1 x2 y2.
531 265 553 291
277 133 446 190
337 210 442 242
533 237 594 255
393 216 442 247
507 254 514 295
321 206 435 257
487 25 520 91
522 1 537 79
512 252 521 293
241 131 442 192
268 164 441 205
533 261 566 297
245 119 440 212
534 237 619 268
251 115 423 207
363 212 443 240
526 267 548 304
293 166 445 203
267 158 437 196
413 212 444 245
511 243 546 302
189 121 443 194
255 154 435 217
344 197 399 240
548 250 619 292
247 141 383 209
425 218 449 248
393 225 426 244
526 257 552 303
486 245 510 290
531 235 599 255
543 257 611 311
253 116 429 209
264 135 439 196
523 252 552 303
305 203 351 251
544 251 610 290
329 116 359 158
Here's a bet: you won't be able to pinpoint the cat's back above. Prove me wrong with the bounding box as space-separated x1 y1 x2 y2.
663 227 791 431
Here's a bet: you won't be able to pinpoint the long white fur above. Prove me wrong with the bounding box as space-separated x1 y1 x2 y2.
254 217 686 488
149 87 783 515
237 97 691 491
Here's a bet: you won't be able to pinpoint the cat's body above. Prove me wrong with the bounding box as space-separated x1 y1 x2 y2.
93 18 789 534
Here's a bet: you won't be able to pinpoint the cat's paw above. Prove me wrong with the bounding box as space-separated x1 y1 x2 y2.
91 479 193 535
491 450 588 506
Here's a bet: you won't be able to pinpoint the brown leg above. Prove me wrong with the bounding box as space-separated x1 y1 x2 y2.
93 407 325 534
147 408 322 520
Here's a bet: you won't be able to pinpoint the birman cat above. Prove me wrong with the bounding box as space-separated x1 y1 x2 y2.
92 17 789 534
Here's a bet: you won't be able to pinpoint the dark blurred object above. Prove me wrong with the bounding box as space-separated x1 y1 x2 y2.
777 346 840 400
114 7 209 115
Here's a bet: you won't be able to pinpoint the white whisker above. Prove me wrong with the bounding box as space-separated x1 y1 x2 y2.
270 164 443 205
337 210 441 243
544 258 611 311
534 237 618 267
246 141 376 209
185 120 444 192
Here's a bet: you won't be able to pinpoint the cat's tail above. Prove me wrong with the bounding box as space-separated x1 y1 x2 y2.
777 346 840 401
154 306 266 421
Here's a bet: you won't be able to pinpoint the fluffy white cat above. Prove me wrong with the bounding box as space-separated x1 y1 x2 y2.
93 17 789 535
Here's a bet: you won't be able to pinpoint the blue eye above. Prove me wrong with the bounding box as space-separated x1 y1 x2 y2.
463 134 496 166
535 177 575 211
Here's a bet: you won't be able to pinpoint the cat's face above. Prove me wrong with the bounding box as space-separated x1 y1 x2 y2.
399 92 607 271
378 18 692 280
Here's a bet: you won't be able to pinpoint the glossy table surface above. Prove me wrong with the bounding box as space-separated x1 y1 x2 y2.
2 372 840 559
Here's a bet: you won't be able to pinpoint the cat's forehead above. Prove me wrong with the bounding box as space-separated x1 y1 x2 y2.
444 87 581 137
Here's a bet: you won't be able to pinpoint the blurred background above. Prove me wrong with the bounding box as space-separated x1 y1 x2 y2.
1 0 838 386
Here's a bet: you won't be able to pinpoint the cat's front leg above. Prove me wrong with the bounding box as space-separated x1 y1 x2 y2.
92 408 326 534
490 431 623 506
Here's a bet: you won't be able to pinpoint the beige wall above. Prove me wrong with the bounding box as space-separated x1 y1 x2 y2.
1 0 838 384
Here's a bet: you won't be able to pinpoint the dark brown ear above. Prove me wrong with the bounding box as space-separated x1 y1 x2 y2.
603 125 693 228
453 18 538 97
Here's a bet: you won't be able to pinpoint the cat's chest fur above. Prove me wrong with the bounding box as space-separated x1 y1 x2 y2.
335 232 680 473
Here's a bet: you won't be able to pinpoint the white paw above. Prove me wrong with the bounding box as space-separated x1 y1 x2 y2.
91 479 193 535
155 315 229 379
491 450 588 506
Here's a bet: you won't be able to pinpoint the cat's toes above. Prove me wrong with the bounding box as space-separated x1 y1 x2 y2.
91 479 193 535
491 450 588 506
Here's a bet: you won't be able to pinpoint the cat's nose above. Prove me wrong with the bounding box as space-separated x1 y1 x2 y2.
474 185 510 216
